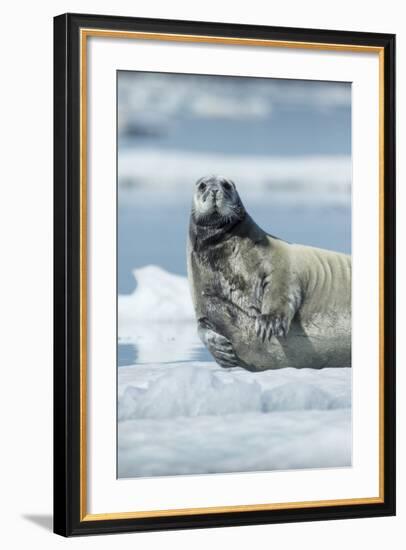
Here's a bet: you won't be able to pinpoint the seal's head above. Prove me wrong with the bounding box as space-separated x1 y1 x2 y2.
192 175 245 227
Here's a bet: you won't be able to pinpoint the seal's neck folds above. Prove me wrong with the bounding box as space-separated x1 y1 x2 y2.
189 211 246 251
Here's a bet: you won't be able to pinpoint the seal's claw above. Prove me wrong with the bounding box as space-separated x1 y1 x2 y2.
255 313 291 341
215 339 234 352
254 317 260 337
212 348 240 369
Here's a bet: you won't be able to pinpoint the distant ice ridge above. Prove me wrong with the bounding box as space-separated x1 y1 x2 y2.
118 148 351 204
118 266 199 363
118 363 352 477
118 265 194 322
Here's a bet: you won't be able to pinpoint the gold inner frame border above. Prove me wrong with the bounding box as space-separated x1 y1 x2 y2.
79 28 385 522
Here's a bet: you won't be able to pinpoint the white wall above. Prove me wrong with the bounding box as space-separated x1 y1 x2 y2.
0 0 403 547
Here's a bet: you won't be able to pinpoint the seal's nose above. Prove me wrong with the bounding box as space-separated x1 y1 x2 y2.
211 188 218 199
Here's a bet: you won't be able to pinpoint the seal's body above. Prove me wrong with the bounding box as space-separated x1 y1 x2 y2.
187 175 351 371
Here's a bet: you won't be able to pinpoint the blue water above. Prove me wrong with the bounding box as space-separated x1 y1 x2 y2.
119 105 351 157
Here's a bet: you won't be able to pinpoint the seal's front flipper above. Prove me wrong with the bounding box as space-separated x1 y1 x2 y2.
252 271 300 341
197 317 240 368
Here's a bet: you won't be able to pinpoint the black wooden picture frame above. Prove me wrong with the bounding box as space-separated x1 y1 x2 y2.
54 12 396 537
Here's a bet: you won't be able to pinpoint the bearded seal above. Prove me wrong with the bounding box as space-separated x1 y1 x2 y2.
187 175 351 371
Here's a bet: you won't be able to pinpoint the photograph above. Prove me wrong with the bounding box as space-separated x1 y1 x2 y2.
0 0 399 543
52 11 395 537
116 71 353 479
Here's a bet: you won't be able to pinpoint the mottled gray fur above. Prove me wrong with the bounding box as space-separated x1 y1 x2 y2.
187 175 351 371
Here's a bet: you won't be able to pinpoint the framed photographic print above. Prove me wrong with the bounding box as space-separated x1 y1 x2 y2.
53 13 396 536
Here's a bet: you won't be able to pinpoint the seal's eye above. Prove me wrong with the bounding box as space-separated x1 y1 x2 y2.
198 183 207 192
222 181 232 191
